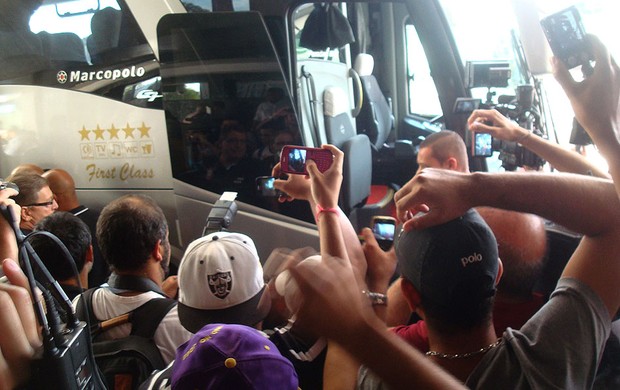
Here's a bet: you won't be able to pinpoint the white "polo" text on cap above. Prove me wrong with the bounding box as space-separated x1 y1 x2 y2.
461 253 483 267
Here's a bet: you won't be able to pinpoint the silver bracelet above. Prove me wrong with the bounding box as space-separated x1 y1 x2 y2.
362 290 388 306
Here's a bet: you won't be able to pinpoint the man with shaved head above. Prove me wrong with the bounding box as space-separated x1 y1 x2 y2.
474 207 547 333
415 130 469 174
43 168 107 286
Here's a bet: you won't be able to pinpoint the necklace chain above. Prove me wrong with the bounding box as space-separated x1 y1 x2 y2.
426 339 502 359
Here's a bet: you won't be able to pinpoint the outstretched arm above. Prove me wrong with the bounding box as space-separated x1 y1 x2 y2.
552 35 620 190
273 154 368 283
394 168 620 318
468 109 610 178
397 37 620 318
291 254 465 390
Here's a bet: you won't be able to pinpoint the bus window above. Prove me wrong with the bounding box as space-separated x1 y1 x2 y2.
158 12 310 222
1 0 157 104
405 23 442 118
182 0 250 12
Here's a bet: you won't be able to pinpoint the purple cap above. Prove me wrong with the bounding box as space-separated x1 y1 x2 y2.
171 323 299 390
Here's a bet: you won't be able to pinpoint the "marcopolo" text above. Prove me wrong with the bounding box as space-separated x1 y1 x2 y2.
70 66 146 83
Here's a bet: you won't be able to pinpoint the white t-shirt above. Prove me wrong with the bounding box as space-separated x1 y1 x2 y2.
73 289 193 363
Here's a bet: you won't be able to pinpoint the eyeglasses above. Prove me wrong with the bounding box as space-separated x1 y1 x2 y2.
24 199 55 208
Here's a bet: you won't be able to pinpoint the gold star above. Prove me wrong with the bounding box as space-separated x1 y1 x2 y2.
93 125 105 140
78 126 90 141
108 124 120 139
138 122 151 138
123 123 135 139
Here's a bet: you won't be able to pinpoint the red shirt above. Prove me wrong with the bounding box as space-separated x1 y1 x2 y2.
391 294 545 352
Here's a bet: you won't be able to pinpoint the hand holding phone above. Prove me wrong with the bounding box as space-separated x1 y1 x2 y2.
371 216 396 251
540 6 593 70
279 146 334 175
256 176 280 197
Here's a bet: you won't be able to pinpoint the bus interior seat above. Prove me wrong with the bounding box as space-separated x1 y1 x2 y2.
38 31 87 64
0 31 49 79
323 86 394 229
353 53 394 151
297 59 353 147
87 7 121 64
324 86 372 217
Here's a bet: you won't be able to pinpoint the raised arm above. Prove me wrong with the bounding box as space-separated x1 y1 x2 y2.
468 108 610 178
272 151 368 282
395 166 620 318
552 35 620 190
290 252 465 390
305 145 348 261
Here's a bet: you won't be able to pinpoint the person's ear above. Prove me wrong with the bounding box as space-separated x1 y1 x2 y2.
152 239 163 262
401 279 427 319
400 278 422 310
20 206 31 222
85 245 94 264
445 157 458 171
495 258 504 286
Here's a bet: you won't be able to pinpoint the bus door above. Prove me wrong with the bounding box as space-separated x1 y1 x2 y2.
157 12 321 261
0 0 186 257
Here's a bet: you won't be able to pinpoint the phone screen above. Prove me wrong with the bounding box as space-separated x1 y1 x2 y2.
372 217 396 251
256 176 277 196
540 6 592 69
472 133 493 157
280 146 333 175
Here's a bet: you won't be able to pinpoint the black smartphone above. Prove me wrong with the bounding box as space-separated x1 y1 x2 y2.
540 6 593 70
472 132 493 157
371 216 396 251
256 176 278 197
280 146 333 175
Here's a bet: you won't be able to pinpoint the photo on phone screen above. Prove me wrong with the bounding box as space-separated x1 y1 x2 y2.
256 176 278 197
472 132 493 157
540 6 592 70
280 146 333 175
371 216 396 251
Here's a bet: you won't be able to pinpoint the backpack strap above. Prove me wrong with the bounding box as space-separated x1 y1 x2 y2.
74 287 101 336
75 288 176 340
128 298 177 339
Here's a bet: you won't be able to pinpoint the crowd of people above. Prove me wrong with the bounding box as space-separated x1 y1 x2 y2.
0 34 619 389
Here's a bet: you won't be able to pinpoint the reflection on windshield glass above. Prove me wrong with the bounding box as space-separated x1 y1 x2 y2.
158 12 312 222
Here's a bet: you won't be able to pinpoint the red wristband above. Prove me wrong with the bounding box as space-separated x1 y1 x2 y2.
315 204 339 220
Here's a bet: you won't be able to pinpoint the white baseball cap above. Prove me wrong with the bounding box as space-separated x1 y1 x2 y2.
177 232 269 333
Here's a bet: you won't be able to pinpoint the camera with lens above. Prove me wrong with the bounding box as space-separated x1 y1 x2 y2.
490 85 546 171
464 61 546 171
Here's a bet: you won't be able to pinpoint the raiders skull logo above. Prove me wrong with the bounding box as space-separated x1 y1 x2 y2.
208 271 232 299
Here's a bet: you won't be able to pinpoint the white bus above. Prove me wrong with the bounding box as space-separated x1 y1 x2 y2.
0 0 603 262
